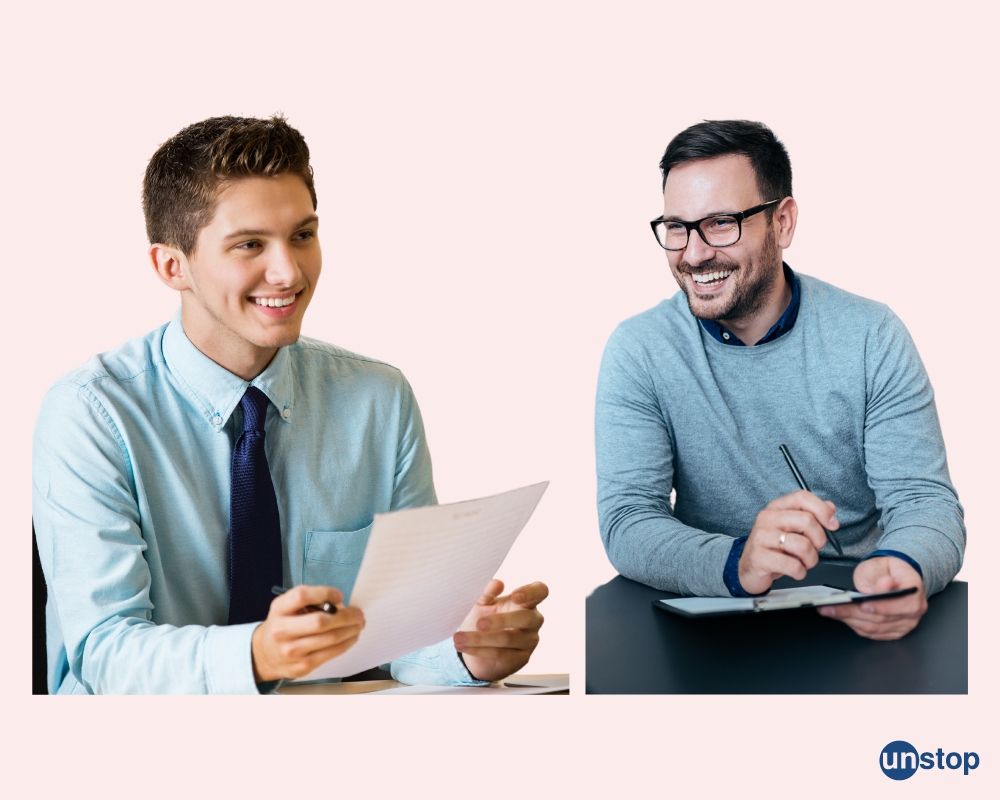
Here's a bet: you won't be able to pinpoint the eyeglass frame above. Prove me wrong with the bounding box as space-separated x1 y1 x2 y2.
649 198 782 251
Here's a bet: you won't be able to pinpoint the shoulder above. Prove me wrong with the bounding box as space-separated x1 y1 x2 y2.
605 292 701 362
34 325 170 464
797 273 895 330
289 336 414 400
39 324 169 413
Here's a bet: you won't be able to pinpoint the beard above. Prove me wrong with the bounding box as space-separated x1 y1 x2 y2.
678 226 782 323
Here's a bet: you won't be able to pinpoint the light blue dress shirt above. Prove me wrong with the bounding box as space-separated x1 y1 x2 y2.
32 316 483 693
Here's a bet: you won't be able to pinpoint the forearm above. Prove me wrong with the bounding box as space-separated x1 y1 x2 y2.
72 617 259 694
876 511 964 596
599 492 735 596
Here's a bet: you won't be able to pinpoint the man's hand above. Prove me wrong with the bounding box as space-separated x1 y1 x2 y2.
818 556 927 640
739 490 839 595
453 579 548 682
251 585 365 682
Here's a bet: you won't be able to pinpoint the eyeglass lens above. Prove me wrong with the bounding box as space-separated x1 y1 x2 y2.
657 215 740 250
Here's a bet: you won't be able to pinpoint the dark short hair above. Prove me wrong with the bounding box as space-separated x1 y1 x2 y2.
142 115 317 254
659 120 792 203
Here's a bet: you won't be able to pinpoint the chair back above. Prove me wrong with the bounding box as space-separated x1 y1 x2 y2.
32 524 47 694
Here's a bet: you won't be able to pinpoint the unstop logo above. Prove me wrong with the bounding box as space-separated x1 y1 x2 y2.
879 740 980 780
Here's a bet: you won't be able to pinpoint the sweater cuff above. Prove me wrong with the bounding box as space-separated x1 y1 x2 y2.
865 549 924 579
723 536 769 598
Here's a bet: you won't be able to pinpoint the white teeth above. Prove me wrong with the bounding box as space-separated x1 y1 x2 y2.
254 295 296 308
691 270 732 284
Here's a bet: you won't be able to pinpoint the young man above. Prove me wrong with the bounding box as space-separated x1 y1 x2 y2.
596 120 964 640
33 116 547 693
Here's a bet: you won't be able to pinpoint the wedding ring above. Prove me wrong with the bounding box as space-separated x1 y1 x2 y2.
778 533 787 550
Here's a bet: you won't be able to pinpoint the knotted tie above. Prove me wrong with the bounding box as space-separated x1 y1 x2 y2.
228 386 283 624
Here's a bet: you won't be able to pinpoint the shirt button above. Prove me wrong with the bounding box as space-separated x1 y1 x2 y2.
281 407 291 420
211 412 223 426
722 332 731 341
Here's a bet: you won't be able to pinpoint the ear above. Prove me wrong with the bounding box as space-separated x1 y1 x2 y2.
774 196 798 249
149 243 190 291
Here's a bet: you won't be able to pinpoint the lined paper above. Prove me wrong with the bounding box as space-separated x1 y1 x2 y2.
304 481 548 680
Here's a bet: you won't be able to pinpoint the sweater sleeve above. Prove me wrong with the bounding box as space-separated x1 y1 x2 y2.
863 309 965 595
596 326 734 596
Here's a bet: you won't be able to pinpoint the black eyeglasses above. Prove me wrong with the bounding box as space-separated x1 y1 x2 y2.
650 199 781 251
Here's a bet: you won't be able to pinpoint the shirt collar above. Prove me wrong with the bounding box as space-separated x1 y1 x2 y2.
161 313 296 431
699 263 800 347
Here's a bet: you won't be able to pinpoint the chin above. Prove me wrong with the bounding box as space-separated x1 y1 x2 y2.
686 294 733 321
252 326 303 349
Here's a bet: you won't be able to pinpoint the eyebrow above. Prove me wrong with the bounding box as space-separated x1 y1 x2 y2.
223 214 319 240
663 209 737 222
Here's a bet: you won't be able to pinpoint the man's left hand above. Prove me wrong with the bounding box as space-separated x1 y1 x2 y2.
817 556 927 640
453 579 548 682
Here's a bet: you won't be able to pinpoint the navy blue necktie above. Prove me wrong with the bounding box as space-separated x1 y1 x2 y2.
228 386 283 625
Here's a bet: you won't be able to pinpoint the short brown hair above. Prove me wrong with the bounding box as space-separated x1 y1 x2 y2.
142 115 317 254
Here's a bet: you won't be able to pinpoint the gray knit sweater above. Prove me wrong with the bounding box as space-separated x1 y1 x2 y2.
596 272 965 597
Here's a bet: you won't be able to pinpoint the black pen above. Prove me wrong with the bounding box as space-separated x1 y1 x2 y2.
271 585 338 614
778 444 844 557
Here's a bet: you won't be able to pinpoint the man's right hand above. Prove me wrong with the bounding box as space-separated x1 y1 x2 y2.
738 490 839 595
251 585 365 682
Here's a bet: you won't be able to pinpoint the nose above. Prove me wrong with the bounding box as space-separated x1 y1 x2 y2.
682 228 715 267
264 243 302 287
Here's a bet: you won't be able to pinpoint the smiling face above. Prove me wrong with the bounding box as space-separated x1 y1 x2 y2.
662 154 790 332
152 173 321 379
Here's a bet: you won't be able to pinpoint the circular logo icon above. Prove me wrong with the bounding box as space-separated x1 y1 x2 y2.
880 740 919 780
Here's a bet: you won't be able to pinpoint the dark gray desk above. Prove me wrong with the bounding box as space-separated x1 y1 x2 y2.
586 563 967 694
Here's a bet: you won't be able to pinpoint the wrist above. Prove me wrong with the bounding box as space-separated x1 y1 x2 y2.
250 623 272 683
725 536 768 597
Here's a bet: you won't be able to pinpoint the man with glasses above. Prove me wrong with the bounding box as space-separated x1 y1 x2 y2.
596 120 964 640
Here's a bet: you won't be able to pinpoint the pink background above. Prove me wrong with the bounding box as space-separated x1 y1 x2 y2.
5 0 996 795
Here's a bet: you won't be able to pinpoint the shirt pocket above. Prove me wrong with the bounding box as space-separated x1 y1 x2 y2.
302 523 373 604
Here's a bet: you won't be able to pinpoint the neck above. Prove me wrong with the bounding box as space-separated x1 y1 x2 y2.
180 308 276 381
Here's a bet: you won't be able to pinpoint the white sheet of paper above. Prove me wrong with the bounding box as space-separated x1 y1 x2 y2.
304 481 548 680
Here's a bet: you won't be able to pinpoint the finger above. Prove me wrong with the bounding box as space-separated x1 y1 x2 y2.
767 490 839 530
819 604 894 624
753 548 811 581
474 608 543 632
772 531 821 570
840 617 917 640
475 578 505 605
277 624 365 660
509 581 549 608
283 634 364 679
859 592 923 616
271 584 344 616
275 606 366 638
453 646 520 664
818 600 920 624
769 509 828 552
454 629 539 652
